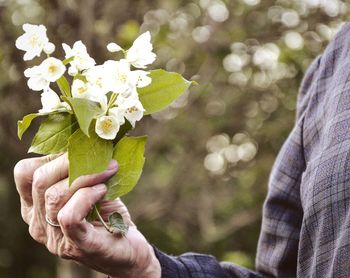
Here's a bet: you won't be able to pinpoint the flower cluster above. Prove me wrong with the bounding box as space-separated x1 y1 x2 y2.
16 22 194 212
16 23 156 140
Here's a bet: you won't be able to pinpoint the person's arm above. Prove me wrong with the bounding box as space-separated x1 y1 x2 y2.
14 152 259 278
148 54 323 278
255 54 322 277
154 248 262 277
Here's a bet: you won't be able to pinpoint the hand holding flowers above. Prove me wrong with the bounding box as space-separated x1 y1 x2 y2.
16 23 195 233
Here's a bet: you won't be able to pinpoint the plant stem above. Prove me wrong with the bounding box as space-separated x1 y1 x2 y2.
107 93 117 111
94 204 111 233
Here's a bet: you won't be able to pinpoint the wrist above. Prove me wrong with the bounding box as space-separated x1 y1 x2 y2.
141 243 161 278
109 243 161 278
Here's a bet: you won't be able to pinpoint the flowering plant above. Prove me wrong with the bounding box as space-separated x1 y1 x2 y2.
16 24 195 234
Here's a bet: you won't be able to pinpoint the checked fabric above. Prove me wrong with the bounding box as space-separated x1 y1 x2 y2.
153 22 350 278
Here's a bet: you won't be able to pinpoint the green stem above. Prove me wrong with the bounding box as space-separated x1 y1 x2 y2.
94 205 112 233
107 93 118 111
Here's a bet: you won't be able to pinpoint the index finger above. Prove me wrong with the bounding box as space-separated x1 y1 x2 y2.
14 154 62 207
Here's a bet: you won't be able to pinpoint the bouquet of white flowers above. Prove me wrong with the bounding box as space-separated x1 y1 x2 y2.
16 24 195 234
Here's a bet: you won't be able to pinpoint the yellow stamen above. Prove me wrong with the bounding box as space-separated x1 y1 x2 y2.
127 106 138 113
96 78 102 88
117 72 127 83
29 36 39 48
48 64 57 74
102 119 113 132
78 86 87 94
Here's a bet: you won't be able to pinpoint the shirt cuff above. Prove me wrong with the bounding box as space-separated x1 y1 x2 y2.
153 247 191 277
152 246 230 278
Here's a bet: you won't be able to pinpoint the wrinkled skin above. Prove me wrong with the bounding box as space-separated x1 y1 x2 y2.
13 154 161 278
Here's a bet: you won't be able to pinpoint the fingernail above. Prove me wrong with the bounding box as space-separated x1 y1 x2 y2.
93 184 107 193
107 160 118 170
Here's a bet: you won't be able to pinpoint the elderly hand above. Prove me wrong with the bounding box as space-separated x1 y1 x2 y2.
13 154 161 278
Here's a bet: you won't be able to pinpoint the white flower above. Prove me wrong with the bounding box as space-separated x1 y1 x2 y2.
24 57 65 91
72 79 90 98
40 57 66 82
62 41 96 74
24 65 49 91
103 59 134 97
130 70 152 88
71 79 107 105
109 106 126 126
15 24 49 61
126 31 156 68
39 88 63 113
118 96 145 127
95 115 120 140
68 66 79 76
107 42 123 53
84 65 109 94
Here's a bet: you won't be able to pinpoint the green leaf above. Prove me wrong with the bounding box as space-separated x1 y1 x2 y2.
57 76 71 97
63 97 103 137
108 212 129 236
62 56 74 65
18 113 41 140
138 69 195 115
106 136 147 200
17 112 61 140
29 113 78 155
86 203 100 222
68 128 113 185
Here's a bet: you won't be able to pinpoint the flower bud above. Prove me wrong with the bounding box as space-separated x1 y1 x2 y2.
107 42 122 53
43 42 55 55
68 66 78 76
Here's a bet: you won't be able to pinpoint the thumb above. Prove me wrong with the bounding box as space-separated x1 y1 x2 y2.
57 184 107 242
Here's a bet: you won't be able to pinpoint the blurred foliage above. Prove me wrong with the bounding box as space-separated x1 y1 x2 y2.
0 0 349 277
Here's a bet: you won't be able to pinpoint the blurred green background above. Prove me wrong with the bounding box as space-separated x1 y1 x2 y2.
0 0 349 277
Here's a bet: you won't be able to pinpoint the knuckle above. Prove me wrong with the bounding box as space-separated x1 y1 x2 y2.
28 224 45 244
46 235 82 260
46 241 58 256
32 167 47 193
57 211 75 230
45 187 63 211
46 238 70 258
61 244 81 260
14 159 30 186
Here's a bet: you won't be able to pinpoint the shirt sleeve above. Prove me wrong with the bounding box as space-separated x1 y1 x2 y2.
255 54 322 277
153 247 261 278
152 54 323 278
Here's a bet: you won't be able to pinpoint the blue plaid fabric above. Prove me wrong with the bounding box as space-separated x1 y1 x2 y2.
153 22 350 278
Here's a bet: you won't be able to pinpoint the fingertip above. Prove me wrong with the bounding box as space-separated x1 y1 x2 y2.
92 183 107 194
107 160 118 171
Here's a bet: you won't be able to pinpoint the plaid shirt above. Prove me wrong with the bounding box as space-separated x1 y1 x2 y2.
153 22 350 278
